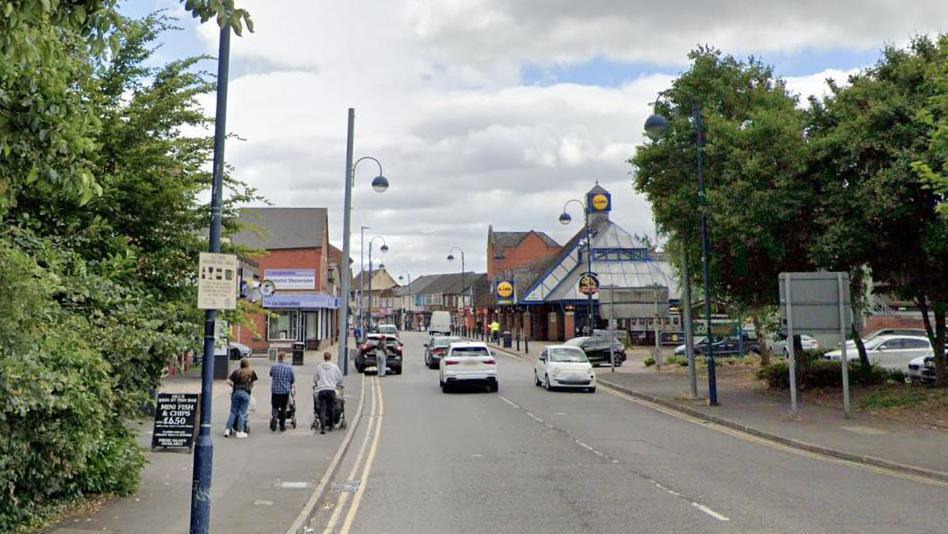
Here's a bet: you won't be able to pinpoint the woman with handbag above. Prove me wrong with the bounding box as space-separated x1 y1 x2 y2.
224 358 258 438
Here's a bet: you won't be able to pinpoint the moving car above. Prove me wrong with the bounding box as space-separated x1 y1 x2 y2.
378 324 399 337
424 335 462 369
907 354 936 384
563 336 626 366
355 334 404 374
822 335 931 371
429 311 452 335
439 341 497 392
534 345 596 392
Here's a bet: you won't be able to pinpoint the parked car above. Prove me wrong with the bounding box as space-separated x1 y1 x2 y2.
907 354 936 384
228 342 252 360
838 328 927 350
534 345 596 393
429 311 452 335
563 336 626 366
674 335 761 357
823 335 931 371
355 334 403 374
439 341 498 392
424 336 462 369
769 334 820 356
378 323 399 337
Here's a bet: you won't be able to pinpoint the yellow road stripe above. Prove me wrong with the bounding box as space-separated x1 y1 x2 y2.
339 375 385 534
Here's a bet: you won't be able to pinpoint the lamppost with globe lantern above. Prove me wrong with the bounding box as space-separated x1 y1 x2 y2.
643 106 717 406
559 199 595 335
399 273 412 331
366 236 388 332
447 247 469 336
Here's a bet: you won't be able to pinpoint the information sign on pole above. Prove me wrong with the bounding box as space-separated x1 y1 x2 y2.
600 287 669 319
197 252 238 310
152 393 200 451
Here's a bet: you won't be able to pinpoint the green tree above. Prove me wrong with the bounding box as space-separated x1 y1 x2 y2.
808 36 948 386
632 48 815 364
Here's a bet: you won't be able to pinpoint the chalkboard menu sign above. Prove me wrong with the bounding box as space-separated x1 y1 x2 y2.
151 393 200 451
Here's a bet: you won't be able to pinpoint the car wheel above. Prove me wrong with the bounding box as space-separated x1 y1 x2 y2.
587 387 596 393
489 382 499 393
543 374 552 391
534 372 541 387
441 382 450 393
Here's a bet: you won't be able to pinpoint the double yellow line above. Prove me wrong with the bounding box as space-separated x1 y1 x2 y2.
322 376 385 534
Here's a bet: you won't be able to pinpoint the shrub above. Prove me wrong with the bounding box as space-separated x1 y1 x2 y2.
644 356 656 367
757 359 888 389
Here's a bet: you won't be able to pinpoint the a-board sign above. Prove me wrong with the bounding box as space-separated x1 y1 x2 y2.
151 393 199 451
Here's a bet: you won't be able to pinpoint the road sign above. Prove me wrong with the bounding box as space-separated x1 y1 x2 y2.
578 273 600 295
600 286 669 319
151 393 199 451
197 252 238 310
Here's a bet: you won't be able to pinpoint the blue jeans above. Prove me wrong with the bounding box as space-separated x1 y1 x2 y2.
226 390 251 431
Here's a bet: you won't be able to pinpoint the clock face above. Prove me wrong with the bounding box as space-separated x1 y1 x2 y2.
592 193 609 211
496 281 514 298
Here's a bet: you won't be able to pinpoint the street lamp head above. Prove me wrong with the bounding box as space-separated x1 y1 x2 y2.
378 263 385 270
398 275 403 281
644 113 669 140
558 212 572 225
371 175 389 193
447 254 455 262
380 244 389 253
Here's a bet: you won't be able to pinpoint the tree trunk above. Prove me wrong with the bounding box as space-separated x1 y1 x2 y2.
916 291 936 347
752 313 770 366
852 323 870 372
850 269 870 371
934 304 947 388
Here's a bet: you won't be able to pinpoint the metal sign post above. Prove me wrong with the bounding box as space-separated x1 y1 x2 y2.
783 275 799 416
653 286 661 370
837 273 851 417
608 286 616 373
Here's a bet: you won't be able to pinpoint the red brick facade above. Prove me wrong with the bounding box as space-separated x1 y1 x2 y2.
488 231 560 278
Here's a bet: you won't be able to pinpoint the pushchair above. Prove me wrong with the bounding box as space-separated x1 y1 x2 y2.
270 389 298 431
311 385 347 434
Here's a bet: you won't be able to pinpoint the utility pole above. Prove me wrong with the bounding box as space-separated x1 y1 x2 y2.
338 109 355 374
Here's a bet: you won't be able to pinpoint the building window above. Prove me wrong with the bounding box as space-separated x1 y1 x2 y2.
268 310 298 340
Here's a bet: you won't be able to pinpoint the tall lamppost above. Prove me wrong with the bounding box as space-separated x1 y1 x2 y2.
358 225 370 333
559 199 595 335
447 247 468 335
366 236 388 332
644 106 718 406
338 107 389 375
399 273 412 330
190 20 231 534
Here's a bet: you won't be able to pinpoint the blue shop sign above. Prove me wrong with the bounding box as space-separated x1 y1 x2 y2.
263 293 340 309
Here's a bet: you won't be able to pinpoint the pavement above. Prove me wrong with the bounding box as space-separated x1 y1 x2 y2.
47 347 363 534
304 332 947 533
484 337 948 481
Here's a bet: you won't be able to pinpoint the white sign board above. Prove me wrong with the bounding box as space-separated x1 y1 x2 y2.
264 269 316 290
198 252 238 310
600 286 669 319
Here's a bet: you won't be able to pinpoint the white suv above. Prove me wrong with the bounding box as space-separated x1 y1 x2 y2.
439 342 498 393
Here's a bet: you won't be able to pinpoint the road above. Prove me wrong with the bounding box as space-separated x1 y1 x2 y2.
309 331 947 534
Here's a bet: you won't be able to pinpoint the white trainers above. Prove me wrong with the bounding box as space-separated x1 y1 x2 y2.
235 431 248 439
223 428 231 437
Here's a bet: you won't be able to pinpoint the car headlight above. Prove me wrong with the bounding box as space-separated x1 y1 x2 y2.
551 368 561 377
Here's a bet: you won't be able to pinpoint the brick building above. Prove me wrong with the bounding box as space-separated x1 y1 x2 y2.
231 207 340 353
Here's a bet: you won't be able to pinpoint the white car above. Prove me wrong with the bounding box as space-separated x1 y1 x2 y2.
838 328 927 350
439 342 498 392
907 354 936 384
534 345 597 393
823 335 931 371
769 334 819 356
377 324 399 337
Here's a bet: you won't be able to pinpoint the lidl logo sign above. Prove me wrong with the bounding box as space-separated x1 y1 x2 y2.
578 272 600 295
496 281 514 299
592 193 609 211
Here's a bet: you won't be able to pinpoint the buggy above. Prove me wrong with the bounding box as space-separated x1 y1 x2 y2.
311 385 347 433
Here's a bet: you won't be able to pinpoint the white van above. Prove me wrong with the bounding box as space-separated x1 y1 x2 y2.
429 311 452 335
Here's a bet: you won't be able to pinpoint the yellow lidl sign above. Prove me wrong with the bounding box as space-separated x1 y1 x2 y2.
592 193 609 211
496 281 514 299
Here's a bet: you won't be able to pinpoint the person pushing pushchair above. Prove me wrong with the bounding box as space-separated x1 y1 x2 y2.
313 352 343 435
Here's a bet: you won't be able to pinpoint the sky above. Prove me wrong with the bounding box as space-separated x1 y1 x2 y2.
122 0 946 281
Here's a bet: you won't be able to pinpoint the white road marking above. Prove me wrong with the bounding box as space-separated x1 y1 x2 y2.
254 500 274 506
279 482 310 489
692 502 730 521
497 396 520 409
525 412 544 423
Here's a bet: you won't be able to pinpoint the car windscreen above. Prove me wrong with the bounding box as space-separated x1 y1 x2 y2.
450 346 490 357
549 347 588 363
563 337 587 347
433 337 462 347
379 326 397 334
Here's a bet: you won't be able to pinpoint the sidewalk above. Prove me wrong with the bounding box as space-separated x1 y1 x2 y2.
47 345 360 534
486 338 948 481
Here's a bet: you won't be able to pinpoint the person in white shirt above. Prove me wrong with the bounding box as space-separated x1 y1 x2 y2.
313 352 343 434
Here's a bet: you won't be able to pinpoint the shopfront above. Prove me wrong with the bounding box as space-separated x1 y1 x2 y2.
264 293 340 350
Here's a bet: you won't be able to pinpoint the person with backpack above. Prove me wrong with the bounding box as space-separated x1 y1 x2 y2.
269 352 295 432
225 358 258 438
313 352 343 434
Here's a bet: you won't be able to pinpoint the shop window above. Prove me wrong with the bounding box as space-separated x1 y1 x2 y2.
268 310 298 340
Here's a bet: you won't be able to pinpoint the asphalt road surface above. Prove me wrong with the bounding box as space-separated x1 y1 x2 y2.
309 331 947 534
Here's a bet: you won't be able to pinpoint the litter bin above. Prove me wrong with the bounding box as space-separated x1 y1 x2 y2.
503 331 512 348
292 341 305 366
213 351 229 380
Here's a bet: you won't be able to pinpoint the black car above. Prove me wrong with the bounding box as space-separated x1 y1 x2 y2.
424 336 463 369
563 336 626 366
355 335 403 374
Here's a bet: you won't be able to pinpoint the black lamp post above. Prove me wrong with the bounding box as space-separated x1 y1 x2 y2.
447 247 468 336
644 105 718 406
560 199 595 335
366 237 388 332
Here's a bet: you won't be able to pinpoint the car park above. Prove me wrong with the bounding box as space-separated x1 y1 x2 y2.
823 335 931 371
424 335 462 369
439 341 498 392
534 345 596 392
355 334 404 374
563 336 626 366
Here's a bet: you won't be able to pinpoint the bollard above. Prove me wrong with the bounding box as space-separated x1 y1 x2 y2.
516 333 521 351
524 336 529 354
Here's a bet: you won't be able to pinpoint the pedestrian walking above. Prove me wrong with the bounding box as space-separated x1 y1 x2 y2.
225 358 258 438
491 320 501 343
313 352 343 435
269 352 295 432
